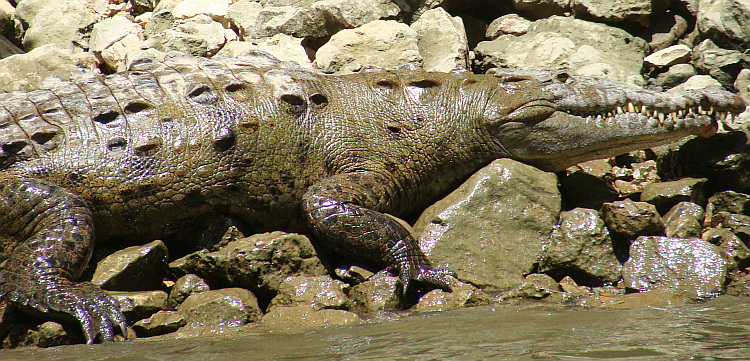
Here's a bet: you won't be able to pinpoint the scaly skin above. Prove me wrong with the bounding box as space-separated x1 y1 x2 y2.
0 51 745 343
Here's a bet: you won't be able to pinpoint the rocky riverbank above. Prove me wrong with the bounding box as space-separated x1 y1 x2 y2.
1 0 750 349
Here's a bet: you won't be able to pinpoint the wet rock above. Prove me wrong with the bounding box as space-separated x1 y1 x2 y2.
313 0 401 30
641 177 707 214
147 14 227 57
511 0 569 18
508 273 563 300
485 14 531 39
706 212 750 244
17 0 100 51
225 0 263 39
260 305 361 333
314 20 421 73
0 320 79 349
621 236 728 299
170 231 327 304
572 0 656 27
540 208 622 285
600 199 665 239
702 227 750 268
253 5 328 39
599 290 688 308
696 0 750 51
474 16 647 82
177 288 261 327
267 275 349 312
334 265 374 285
705 190 750 218
0 44 80 93
107 290 169 322
410 8 468 72
663 201 705 225
415 159 560 291
347 274 403 313
691 38 747 89
91 240 168 291
218 35 311 67
653 63 696 89
169 274 210 308
559 276 587 296
644 44 691 68
559 170 618 210
663 201 705 238
414 277 491 313
612 160 661 196
131 310 186 337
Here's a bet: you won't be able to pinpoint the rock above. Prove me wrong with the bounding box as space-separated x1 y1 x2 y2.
410 8 468 72
0 320 79 349
260 305 361 333
705 190 750 218
599 290 688 308
0 44 79 93
653 63 696 89
170 231 327 304
101 33 147 72
169 274 210 307
571 0 655 27
600 199 665 239
347 274 403 313
611 160 661 196
507 273 562 299
218 35 311 67
313 0 400 30
641 177 708 213
691 38 747 89
663 201 706 225
17 0 100 51
474 16 647 83
706 212 750 244
696 0 750 51
267 275 349 312
131 0 157 14
107 290 169 322
171 0 229 26
644 44 691 68
177 288 261 327
89 16 143 53
415 159 560 291
735 69 750 103
540 208 622 285
225 0 263 39
131 310 186 337
91 240 168 291
313 20 421 74
621 236 728 299
511 0 569 18
559 170 618 210
253 6 328 39
485 14 531 39
669 75 724 92
414 277 491 312
334 265 375 285
559 276 587 296
147 14 227 57
702 228 750 268
648 14 689 51
663 201 705 238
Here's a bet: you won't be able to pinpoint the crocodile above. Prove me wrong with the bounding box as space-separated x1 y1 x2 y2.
0 50 745 344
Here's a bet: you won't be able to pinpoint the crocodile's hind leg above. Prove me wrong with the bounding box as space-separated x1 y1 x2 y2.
301 172 455 294
0 178 127 343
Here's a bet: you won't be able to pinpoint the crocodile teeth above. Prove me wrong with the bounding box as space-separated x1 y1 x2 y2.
658 112 665 124
616 106 624 114
627 103 636 113
641 105 648 114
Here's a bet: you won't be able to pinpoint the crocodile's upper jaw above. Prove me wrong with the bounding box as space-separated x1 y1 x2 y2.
483 70 748 172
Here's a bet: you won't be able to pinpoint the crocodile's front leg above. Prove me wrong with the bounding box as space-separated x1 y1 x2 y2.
302 172 455 293
0 178 127 343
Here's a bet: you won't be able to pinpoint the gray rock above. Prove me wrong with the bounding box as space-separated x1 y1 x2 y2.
414 159 560 291
0 44 79 93
218 35 311 68
225 0 263 39
485 14 532 39
89 16 143 53
314 20 422 74
410 8 468 72
414 277 491 312
91 240 168 291
641 177 708 213
347 274 403 313
654 63 696 89
169 231 327 303
148 14 227 57
511 0 569 18
260 305 360 332
735 69 750 104
171 0 230 26
177 288 262 327
19 0 100 52
107 290 169 322
600 199 665 239
669 74 724 92
131 0 158 14
253 6 328 39
540 208 622 284
169 274 210 307
572 0 655 27
313 0 401 30
691 38 748 89
648 15 688 51
267 275 349 312
706 190 750 218
622 236 728 299
474 16 648 83
696 0 750 51
644 44 692 68
131 310 186 337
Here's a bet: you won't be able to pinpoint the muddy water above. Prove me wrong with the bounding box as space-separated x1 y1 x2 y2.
2 296 750 361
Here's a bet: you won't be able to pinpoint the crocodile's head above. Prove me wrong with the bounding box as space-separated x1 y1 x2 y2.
482 69 747 172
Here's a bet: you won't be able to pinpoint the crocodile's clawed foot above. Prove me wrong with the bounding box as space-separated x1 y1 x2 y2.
0 277 127 343
400 264 457 294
